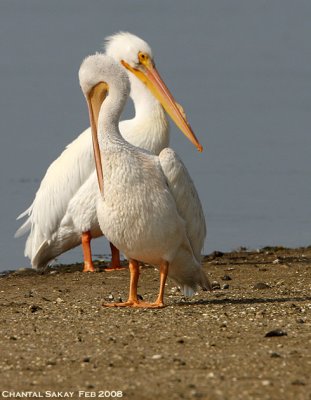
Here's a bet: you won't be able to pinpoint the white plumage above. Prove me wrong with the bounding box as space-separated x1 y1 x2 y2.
80 53 210 306
158 148 207 295
15 33 172 270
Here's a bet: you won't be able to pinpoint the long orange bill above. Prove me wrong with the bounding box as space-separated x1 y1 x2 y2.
121 57 203 152
86 82 108 192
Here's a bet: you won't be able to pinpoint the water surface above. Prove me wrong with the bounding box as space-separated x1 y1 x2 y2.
1 1 310 271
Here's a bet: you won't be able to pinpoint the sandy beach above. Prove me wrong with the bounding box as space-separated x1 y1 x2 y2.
0 246 310 400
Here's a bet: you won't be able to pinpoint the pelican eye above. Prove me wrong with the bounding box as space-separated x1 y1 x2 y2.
138 52 149 65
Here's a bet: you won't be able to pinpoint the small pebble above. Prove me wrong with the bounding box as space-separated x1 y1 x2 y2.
29 305 42 313
56 298 64 304
173 357 186 366
151 354 162 360
83 357 91 363
222 284 230 290
221 275 232 281
25 289 37 298
253 282 270 290
108 294 114 300
265 329 288 337
211 281 221 290
292 379 305 386
270 352 282 358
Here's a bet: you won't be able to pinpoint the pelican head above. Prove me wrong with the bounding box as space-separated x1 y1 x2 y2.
79 54 130 191
105 32 203 152
79 53 130 102
105 32 153 68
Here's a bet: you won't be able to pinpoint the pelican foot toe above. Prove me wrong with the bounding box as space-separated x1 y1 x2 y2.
83 263 95 273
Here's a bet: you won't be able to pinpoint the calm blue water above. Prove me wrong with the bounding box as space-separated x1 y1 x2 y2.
0 1 310 271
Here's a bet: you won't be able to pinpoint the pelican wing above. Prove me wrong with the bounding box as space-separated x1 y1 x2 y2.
15 128 94 250
159 148 206 261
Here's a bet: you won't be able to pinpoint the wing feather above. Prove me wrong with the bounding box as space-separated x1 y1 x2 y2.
15 128 94 249
159 148 206 261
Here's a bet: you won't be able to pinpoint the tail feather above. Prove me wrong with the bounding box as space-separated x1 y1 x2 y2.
30 227 82 269
14 217 32 238
168 246 211 297
23 226 44 263
16 205 32 220
32 240 52 270
180 285 195 297
15 205 33 238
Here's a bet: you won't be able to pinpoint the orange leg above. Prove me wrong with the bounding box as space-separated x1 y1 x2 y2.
81 231 95 272
151 260 169 308
103 259 140 307
104 242 127 271
103 259 168 308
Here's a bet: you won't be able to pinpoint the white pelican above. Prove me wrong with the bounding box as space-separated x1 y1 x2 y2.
15 32 195 272
80 53 210 307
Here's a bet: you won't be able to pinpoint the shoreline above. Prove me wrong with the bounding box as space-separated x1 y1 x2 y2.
2 244 310 276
